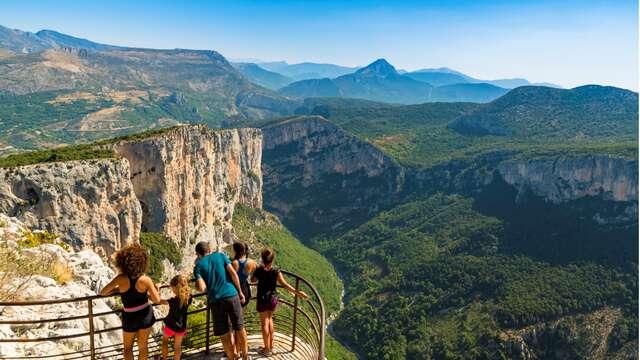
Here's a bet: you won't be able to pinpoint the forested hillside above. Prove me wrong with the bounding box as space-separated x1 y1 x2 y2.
261 86 639 359
315 194 637 358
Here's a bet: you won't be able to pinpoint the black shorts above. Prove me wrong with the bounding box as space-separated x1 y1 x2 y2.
211 295 244 336
122 305 155 333
240 282 252 308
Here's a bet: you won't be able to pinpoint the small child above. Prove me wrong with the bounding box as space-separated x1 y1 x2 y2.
161 275 192 360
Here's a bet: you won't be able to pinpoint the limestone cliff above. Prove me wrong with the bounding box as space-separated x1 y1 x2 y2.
497 155 638 204
106 125 263 248
0 158 141 255
261 116 405 237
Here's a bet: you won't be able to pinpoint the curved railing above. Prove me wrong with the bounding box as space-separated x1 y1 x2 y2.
0 270 325 359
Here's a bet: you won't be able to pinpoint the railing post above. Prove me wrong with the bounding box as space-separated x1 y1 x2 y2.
291 277 300 352
205 304 211 354
87 299 96 360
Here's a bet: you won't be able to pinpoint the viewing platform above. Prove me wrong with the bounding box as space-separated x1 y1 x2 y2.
0 270 325 360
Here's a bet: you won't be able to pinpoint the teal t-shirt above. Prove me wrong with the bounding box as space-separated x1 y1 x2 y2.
193 252 238 303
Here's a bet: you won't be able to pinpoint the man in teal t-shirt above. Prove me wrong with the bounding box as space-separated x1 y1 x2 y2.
194 241 249 360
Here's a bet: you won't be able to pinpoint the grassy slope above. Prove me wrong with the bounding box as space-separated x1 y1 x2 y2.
231 205 356 360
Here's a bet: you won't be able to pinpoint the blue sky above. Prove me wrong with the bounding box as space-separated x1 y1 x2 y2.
1 0 637 90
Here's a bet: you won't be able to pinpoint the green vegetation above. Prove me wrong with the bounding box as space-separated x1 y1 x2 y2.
18 230 70 251
312 194 637 359
231 204 355 359
296 94 638 168
140 232 182 282
0 144 115 168
96 125 182 145
450 85 639 140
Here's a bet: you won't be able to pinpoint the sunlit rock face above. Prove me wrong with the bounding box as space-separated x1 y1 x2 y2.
0 158 142 255
497 155 638 204
107 125 263 249
261 116 405 238
0 215 121 358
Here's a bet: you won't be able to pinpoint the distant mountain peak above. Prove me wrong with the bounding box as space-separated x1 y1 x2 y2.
356 59 397 76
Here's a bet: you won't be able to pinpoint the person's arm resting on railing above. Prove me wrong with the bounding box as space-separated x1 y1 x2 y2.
141 276 162 304
277 272 309 300
193 260 207 293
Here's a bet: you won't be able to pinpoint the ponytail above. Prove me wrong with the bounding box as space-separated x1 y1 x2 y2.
170 275 190 308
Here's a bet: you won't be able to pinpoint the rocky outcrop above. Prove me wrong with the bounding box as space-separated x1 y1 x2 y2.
500 308 634 360
261 116 405 237
106 125 263 248
493 155 639 228
497 155 638 204
0 158 142 255
0 215 121 358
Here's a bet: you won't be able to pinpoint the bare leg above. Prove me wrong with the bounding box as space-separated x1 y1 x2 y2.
230 328 238 358
136 327 152 360
173 335 184 360
268 312 274 352
235 328 249 360
161 334 170 360
260 311 270 352
220 332 235 359
122 331 136 360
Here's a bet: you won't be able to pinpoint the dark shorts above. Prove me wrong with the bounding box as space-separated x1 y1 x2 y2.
122 305 155 333
211 295 244 336
256 300 278 313
240 282 252 308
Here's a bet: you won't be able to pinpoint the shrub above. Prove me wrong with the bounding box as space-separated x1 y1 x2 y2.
140 232 182 282
51 261 74 285
18 230 70 251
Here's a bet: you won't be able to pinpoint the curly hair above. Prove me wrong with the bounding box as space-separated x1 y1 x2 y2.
114 243 148 277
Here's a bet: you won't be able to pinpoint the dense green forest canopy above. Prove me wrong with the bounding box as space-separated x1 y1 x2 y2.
313 194 638 359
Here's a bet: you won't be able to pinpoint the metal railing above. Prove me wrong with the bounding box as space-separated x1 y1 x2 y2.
0 270 325 359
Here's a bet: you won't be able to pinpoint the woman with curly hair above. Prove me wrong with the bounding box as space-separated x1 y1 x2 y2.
100 243 162 360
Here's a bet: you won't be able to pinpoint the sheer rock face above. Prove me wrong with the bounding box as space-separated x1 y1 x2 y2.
107 125 263 249
497 156 638 204
0 158 142 255
261 116 405 237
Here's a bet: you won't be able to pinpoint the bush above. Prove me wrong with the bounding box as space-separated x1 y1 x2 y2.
51 261 74 285
140 232 182 282
18 230 70 251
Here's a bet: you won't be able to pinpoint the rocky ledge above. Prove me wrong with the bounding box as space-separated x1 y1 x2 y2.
0 158 142 256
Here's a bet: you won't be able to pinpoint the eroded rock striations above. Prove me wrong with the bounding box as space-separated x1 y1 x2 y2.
497 155 638 204
261 116 405 237
106 125 263 248
0 158 142 255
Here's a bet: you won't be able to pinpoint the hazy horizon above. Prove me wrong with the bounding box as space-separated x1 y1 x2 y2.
1 0 637 90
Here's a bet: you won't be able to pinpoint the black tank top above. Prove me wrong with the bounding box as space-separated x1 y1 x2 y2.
121 275 148 308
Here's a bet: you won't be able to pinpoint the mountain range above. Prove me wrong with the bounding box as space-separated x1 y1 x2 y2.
0 21 638 360
0 25 295 150
278 59 512 104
